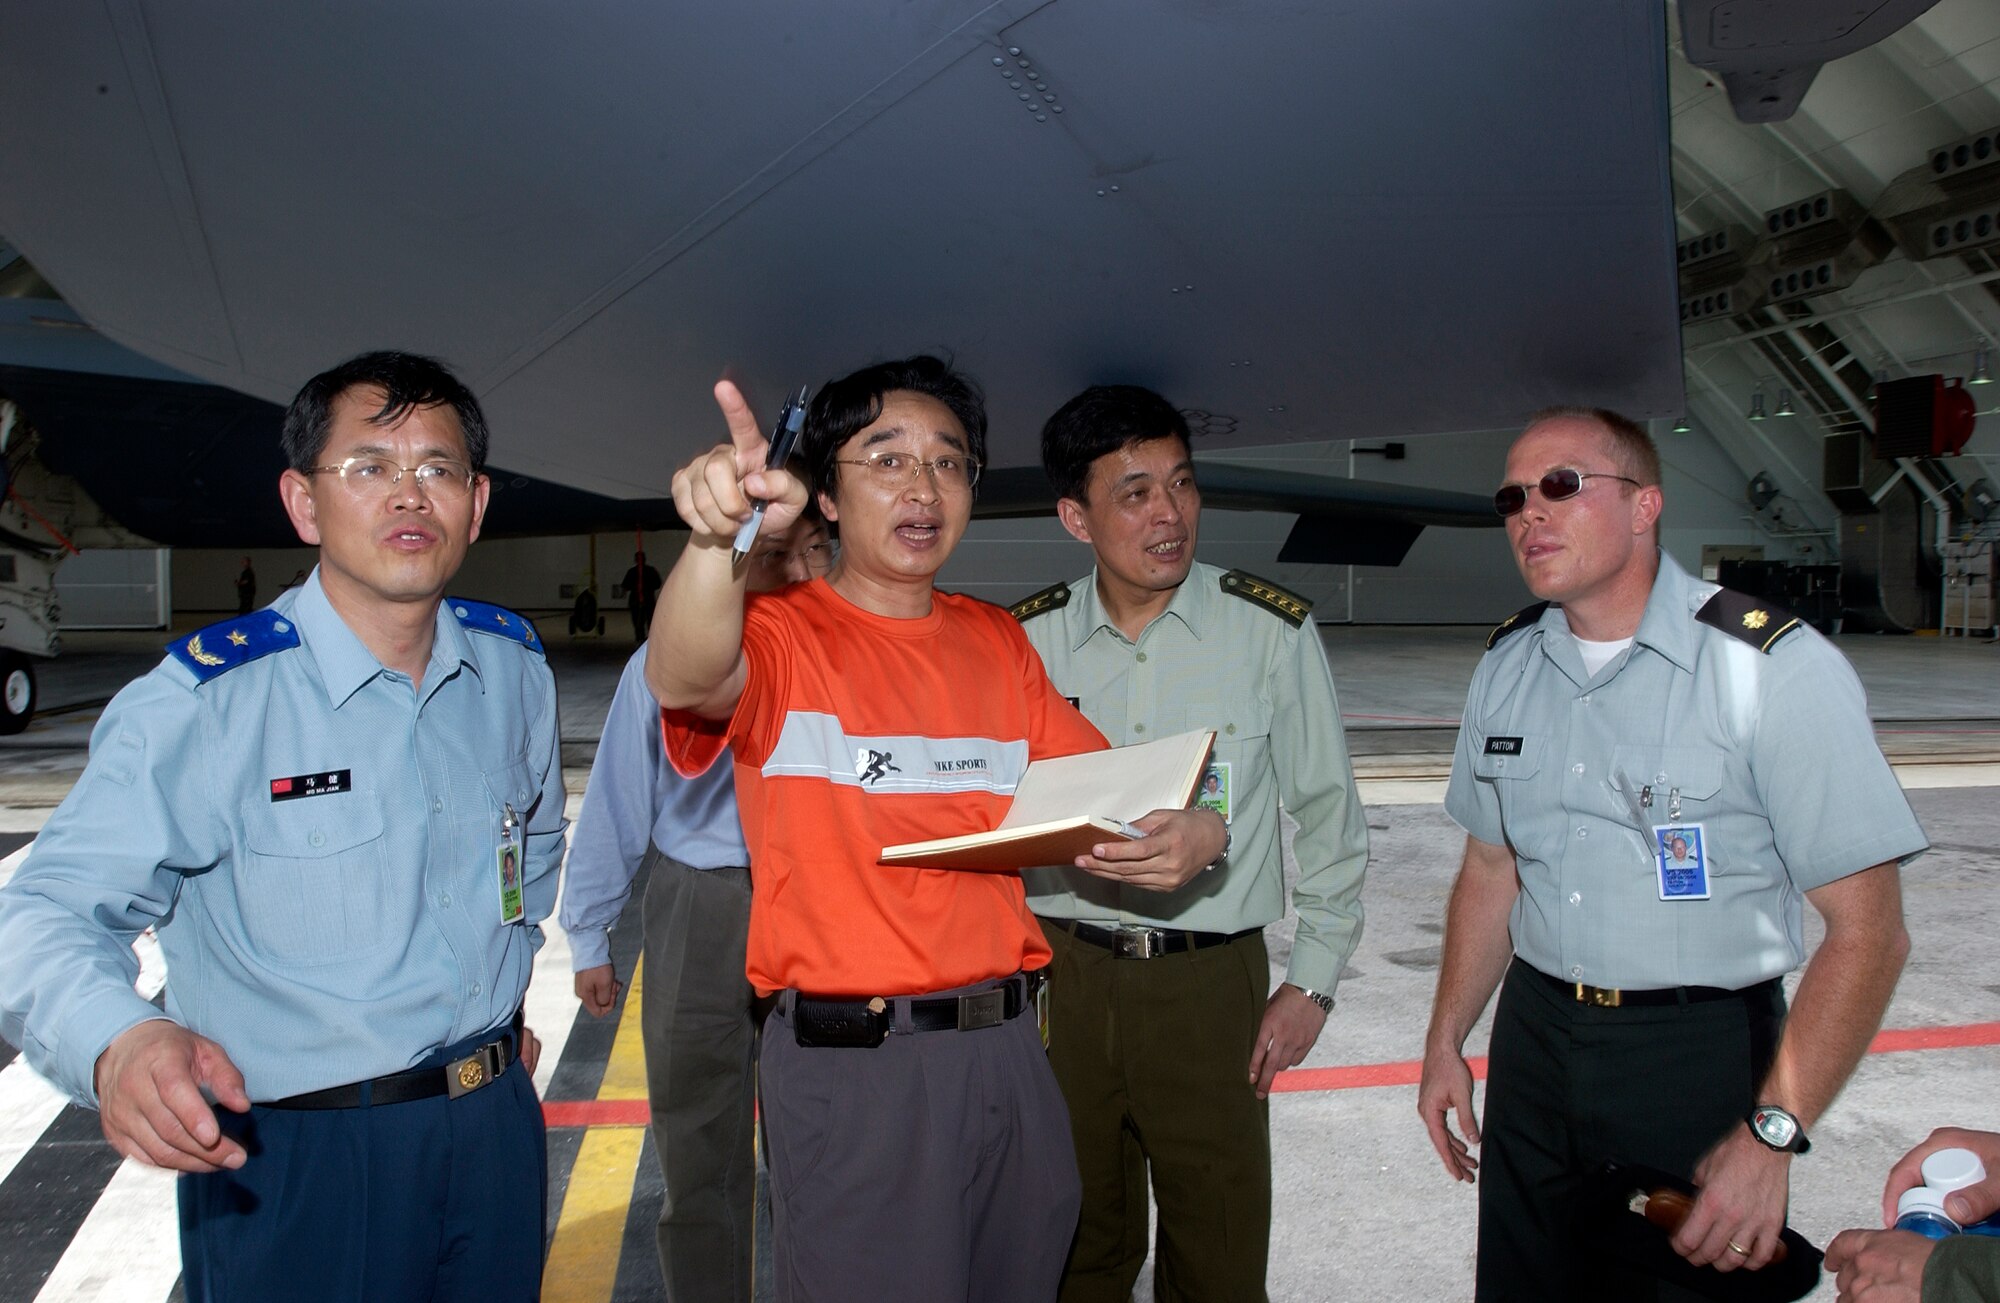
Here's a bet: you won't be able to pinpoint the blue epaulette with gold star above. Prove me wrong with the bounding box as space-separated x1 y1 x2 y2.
168 609 301 684
448 597 545 656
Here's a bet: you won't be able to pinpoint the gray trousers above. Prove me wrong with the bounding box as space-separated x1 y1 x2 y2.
760 980 1082 1303
640 846 761 1303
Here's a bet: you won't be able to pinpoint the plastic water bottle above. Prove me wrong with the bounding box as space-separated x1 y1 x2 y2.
1894 1187 1961 1239
1921 1148 2000 1237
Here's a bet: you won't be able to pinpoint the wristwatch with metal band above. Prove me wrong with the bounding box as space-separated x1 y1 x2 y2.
1291 986 1334 1015
1746 1105 1811 1154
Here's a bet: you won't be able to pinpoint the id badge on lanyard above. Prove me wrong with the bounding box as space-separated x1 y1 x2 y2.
497 802 526 924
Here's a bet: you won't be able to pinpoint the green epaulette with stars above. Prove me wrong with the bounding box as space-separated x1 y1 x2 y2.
450 597 545 655
1009 581 1070 623
1486 601 1551 649
1219 569 1311 627
168 609 301 684
1695 588 1802 653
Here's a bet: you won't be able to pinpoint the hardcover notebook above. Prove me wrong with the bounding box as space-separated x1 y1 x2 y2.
879 729 1217 871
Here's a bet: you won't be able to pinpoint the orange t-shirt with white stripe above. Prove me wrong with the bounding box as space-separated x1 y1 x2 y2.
663 578 1107 997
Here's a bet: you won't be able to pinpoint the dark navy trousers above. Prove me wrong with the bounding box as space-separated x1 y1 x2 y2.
178 1028 547 1303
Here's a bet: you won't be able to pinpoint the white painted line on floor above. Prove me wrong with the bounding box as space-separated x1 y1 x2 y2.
32 1158 180 1303
0 1058 71 1187
0 839 29 890
0 806 62 834
528 910 577 1100
1356 777 1450 806
1894 762 2000 789
133 931 166 1004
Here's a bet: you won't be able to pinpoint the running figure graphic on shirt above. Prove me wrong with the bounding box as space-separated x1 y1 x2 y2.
857 748 901 785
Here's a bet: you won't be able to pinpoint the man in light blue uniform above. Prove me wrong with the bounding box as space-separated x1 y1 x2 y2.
0 352 565 1303
564 509 829 1303
1418 406 1925 1302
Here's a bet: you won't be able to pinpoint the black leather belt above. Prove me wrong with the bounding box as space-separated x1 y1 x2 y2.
1061 920 1261 960
1520 959 1780 1009
790 971 1042 1048
265 1028 519 1110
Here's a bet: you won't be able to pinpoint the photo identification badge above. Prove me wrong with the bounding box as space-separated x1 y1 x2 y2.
1653 823 1710 901
497 802 526 924
1196 761 1232 825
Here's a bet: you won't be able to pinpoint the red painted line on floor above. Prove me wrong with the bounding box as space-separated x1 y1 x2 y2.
1869 1021 2000 1053
544 1099 650 1128
540 1021 2000 1124
1267 1020 2000 1096
1268 1057 1486 1093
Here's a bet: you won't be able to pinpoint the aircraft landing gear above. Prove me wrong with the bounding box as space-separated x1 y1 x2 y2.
0 651 36 734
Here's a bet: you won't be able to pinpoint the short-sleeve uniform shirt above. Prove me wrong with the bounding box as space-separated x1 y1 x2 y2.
1444 551 1926 991
0 571 565 1104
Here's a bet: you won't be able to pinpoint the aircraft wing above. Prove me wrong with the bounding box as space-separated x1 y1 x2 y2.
0 4 1682 496
976 463 1499 566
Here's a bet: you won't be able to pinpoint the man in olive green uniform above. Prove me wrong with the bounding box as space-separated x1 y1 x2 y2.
1014 385 1369 1303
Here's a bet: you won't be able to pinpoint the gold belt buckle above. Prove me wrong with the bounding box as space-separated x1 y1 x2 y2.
445 1042 505 1098
1573 983 1622 1008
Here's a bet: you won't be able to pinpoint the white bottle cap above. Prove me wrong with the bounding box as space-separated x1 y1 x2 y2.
1922 1147 1987 1194
1899 1186 1956 1222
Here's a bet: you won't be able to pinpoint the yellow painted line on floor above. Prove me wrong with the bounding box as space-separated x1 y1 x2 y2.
542 957 651 1302
597 954 650 1101
541 1125 647 1303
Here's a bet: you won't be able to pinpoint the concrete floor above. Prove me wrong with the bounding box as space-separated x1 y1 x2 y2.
0 619 1993 1301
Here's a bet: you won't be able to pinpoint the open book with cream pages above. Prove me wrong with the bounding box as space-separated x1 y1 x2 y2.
879 729 1217 871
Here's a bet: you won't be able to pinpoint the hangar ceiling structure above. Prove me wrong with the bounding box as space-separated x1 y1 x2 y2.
1662 0 2000 552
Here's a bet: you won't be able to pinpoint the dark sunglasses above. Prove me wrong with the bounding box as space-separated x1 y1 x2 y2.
1493 467 1641 517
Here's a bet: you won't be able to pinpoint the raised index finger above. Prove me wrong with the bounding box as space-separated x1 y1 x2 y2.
713 380 768 461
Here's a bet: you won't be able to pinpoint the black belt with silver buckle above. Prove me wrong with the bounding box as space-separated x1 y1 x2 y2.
791 971 1042 1048
1063 920 1261 960
1521 959 1779 1010
265 1029 518 1110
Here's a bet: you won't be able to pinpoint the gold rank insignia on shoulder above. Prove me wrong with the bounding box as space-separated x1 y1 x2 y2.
1487 601 1551 649
169 610 301 684
1009 581 1070 622
1696 588 1801 653
1220 569 1311 627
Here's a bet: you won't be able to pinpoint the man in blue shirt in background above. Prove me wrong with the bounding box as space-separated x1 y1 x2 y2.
0 351 566 1303
564 502 831 1303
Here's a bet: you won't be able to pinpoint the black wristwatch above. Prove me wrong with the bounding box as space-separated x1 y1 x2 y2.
1746 1105 1811 1154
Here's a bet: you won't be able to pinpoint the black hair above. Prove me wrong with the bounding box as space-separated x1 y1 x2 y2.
800 355 986 504
280 351 491 473
1040 385 1192 503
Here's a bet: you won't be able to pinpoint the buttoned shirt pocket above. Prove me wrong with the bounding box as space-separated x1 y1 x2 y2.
1180 689 1271 805
1610 746 1724 805
239 797 390 965
482 759 538 825
1611 745 1727 863
1183 688 1271 748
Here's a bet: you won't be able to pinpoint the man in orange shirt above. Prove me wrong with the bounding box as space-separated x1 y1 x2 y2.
647 356 1228 1303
